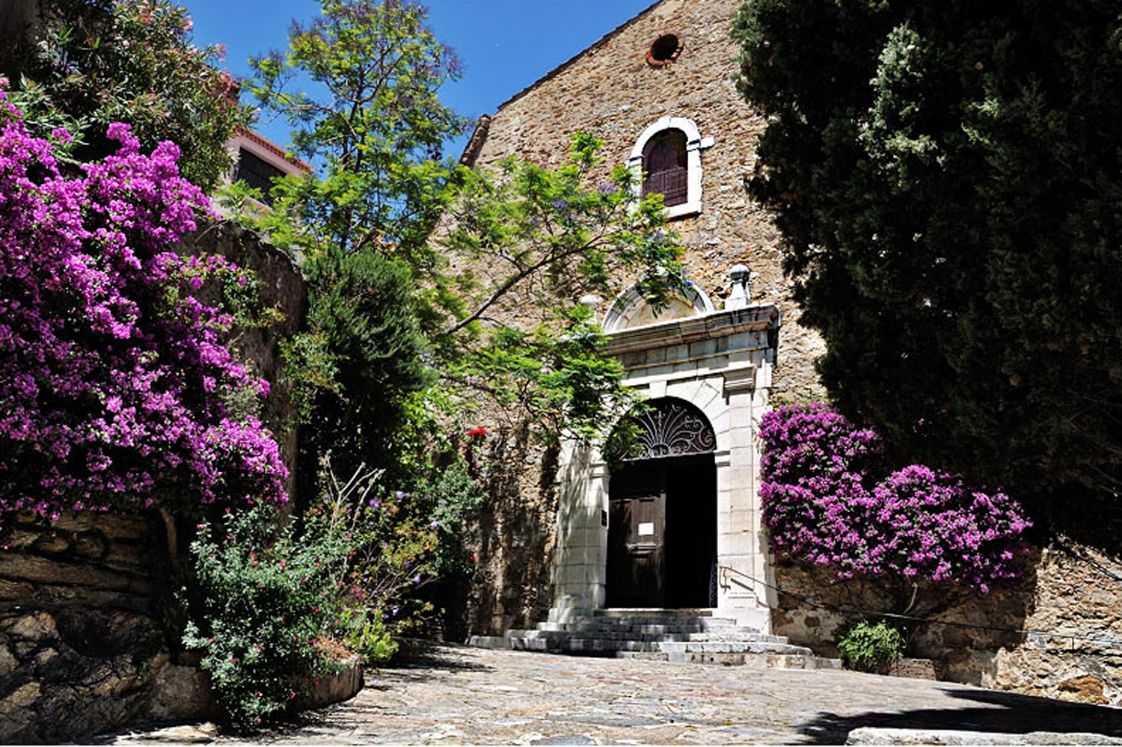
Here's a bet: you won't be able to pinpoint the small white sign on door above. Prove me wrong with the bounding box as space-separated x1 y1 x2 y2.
638 522 655 536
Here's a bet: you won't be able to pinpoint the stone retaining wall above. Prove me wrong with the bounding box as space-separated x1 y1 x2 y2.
181 220 308 497
0 512 213 743
0 511 366 742
771 540 1122 707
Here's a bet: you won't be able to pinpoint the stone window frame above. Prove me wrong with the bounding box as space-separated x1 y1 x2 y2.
627 116 714 220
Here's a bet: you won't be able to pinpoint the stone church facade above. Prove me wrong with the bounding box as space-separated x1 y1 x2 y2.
460 0 1122 709
462 0 825 634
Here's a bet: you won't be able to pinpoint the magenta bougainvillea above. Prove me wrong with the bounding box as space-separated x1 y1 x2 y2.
0 96 287 525
759 403 1031 594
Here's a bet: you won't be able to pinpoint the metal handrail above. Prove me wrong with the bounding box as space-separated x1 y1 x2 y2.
717 564 766 607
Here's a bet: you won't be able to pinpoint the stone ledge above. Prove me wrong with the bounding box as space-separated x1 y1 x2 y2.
603 304 779 356
846 728 1122 745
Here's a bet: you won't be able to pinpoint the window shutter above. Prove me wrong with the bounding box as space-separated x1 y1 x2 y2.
642 130 688 207
233 148 286 206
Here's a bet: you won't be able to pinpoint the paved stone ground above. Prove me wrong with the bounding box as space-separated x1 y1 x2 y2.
109 644 1122 745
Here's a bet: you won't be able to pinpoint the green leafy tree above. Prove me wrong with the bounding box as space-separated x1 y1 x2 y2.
227 3 687 645
245 0 465 259
232 0 462 497
234 0 687 474
428 132 686 442
200 0 691 680
734 0 1122 517
2 0 248 188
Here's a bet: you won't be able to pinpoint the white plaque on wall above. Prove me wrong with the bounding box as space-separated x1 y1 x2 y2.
638 522 655 536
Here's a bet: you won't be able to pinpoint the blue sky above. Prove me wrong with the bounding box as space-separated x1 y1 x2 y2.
183 0 656 156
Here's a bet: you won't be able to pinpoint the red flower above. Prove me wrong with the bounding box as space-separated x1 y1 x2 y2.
467 427 487 439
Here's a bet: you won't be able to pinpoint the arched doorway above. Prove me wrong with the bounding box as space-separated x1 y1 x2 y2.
605 399 718 608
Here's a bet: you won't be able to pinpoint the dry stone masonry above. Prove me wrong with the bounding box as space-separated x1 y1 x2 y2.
771 543 1122 707
0 512 213 743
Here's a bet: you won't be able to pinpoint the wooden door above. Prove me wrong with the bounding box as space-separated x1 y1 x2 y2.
606 490 666 607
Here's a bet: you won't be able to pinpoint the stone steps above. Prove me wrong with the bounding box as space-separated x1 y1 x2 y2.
468 608 841 671
617 650 842 670
546 617 738 629
511 637 662 654
591 607 716 617
505 628 693 642
504 628 788 644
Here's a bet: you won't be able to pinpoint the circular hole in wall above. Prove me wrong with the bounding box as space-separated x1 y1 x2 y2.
647 34 683 67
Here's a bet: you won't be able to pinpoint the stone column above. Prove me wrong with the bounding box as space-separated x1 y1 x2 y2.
718 359 770 632
550 443 608 621
751 352 779 611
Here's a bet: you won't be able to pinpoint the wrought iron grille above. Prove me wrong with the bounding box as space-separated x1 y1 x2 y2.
625 400 716 459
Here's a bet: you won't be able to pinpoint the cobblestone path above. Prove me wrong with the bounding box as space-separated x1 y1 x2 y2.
115 644 1122 745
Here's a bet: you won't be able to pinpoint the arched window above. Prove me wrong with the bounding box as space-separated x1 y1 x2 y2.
642 130 688 207
628 117 713 219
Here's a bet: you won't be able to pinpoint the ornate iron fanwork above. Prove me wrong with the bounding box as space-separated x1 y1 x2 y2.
623 400 716 460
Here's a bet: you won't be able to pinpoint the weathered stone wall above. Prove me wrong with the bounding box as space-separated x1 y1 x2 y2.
770 539 1122 707
466 425 560 635
0 223 307 740
460 0 826 635
181 220 308 498
469 0 825 404
0 512 213 743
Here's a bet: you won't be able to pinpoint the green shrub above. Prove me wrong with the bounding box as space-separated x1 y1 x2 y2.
183 459 457 730
423 453 486 578
312 462 440 643
4 0 248 188
286 248 431 495
340 607 398 664
835 619 905 673
183 505 350 730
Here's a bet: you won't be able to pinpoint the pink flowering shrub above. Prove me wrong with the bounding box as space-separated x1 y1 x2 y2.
0 98 287 525
760 404 1031 595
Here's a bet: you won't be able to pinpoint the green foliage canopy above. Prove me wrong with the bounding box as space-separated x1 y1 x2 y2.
3 0 248 188
429 132 686 442
734 0 1122 513
233 0 687 472
286 248 431 487
246 0 466 259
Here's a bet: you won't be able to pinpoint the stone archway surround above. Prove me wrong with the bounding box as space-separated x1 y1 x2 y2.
551 303 780 632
